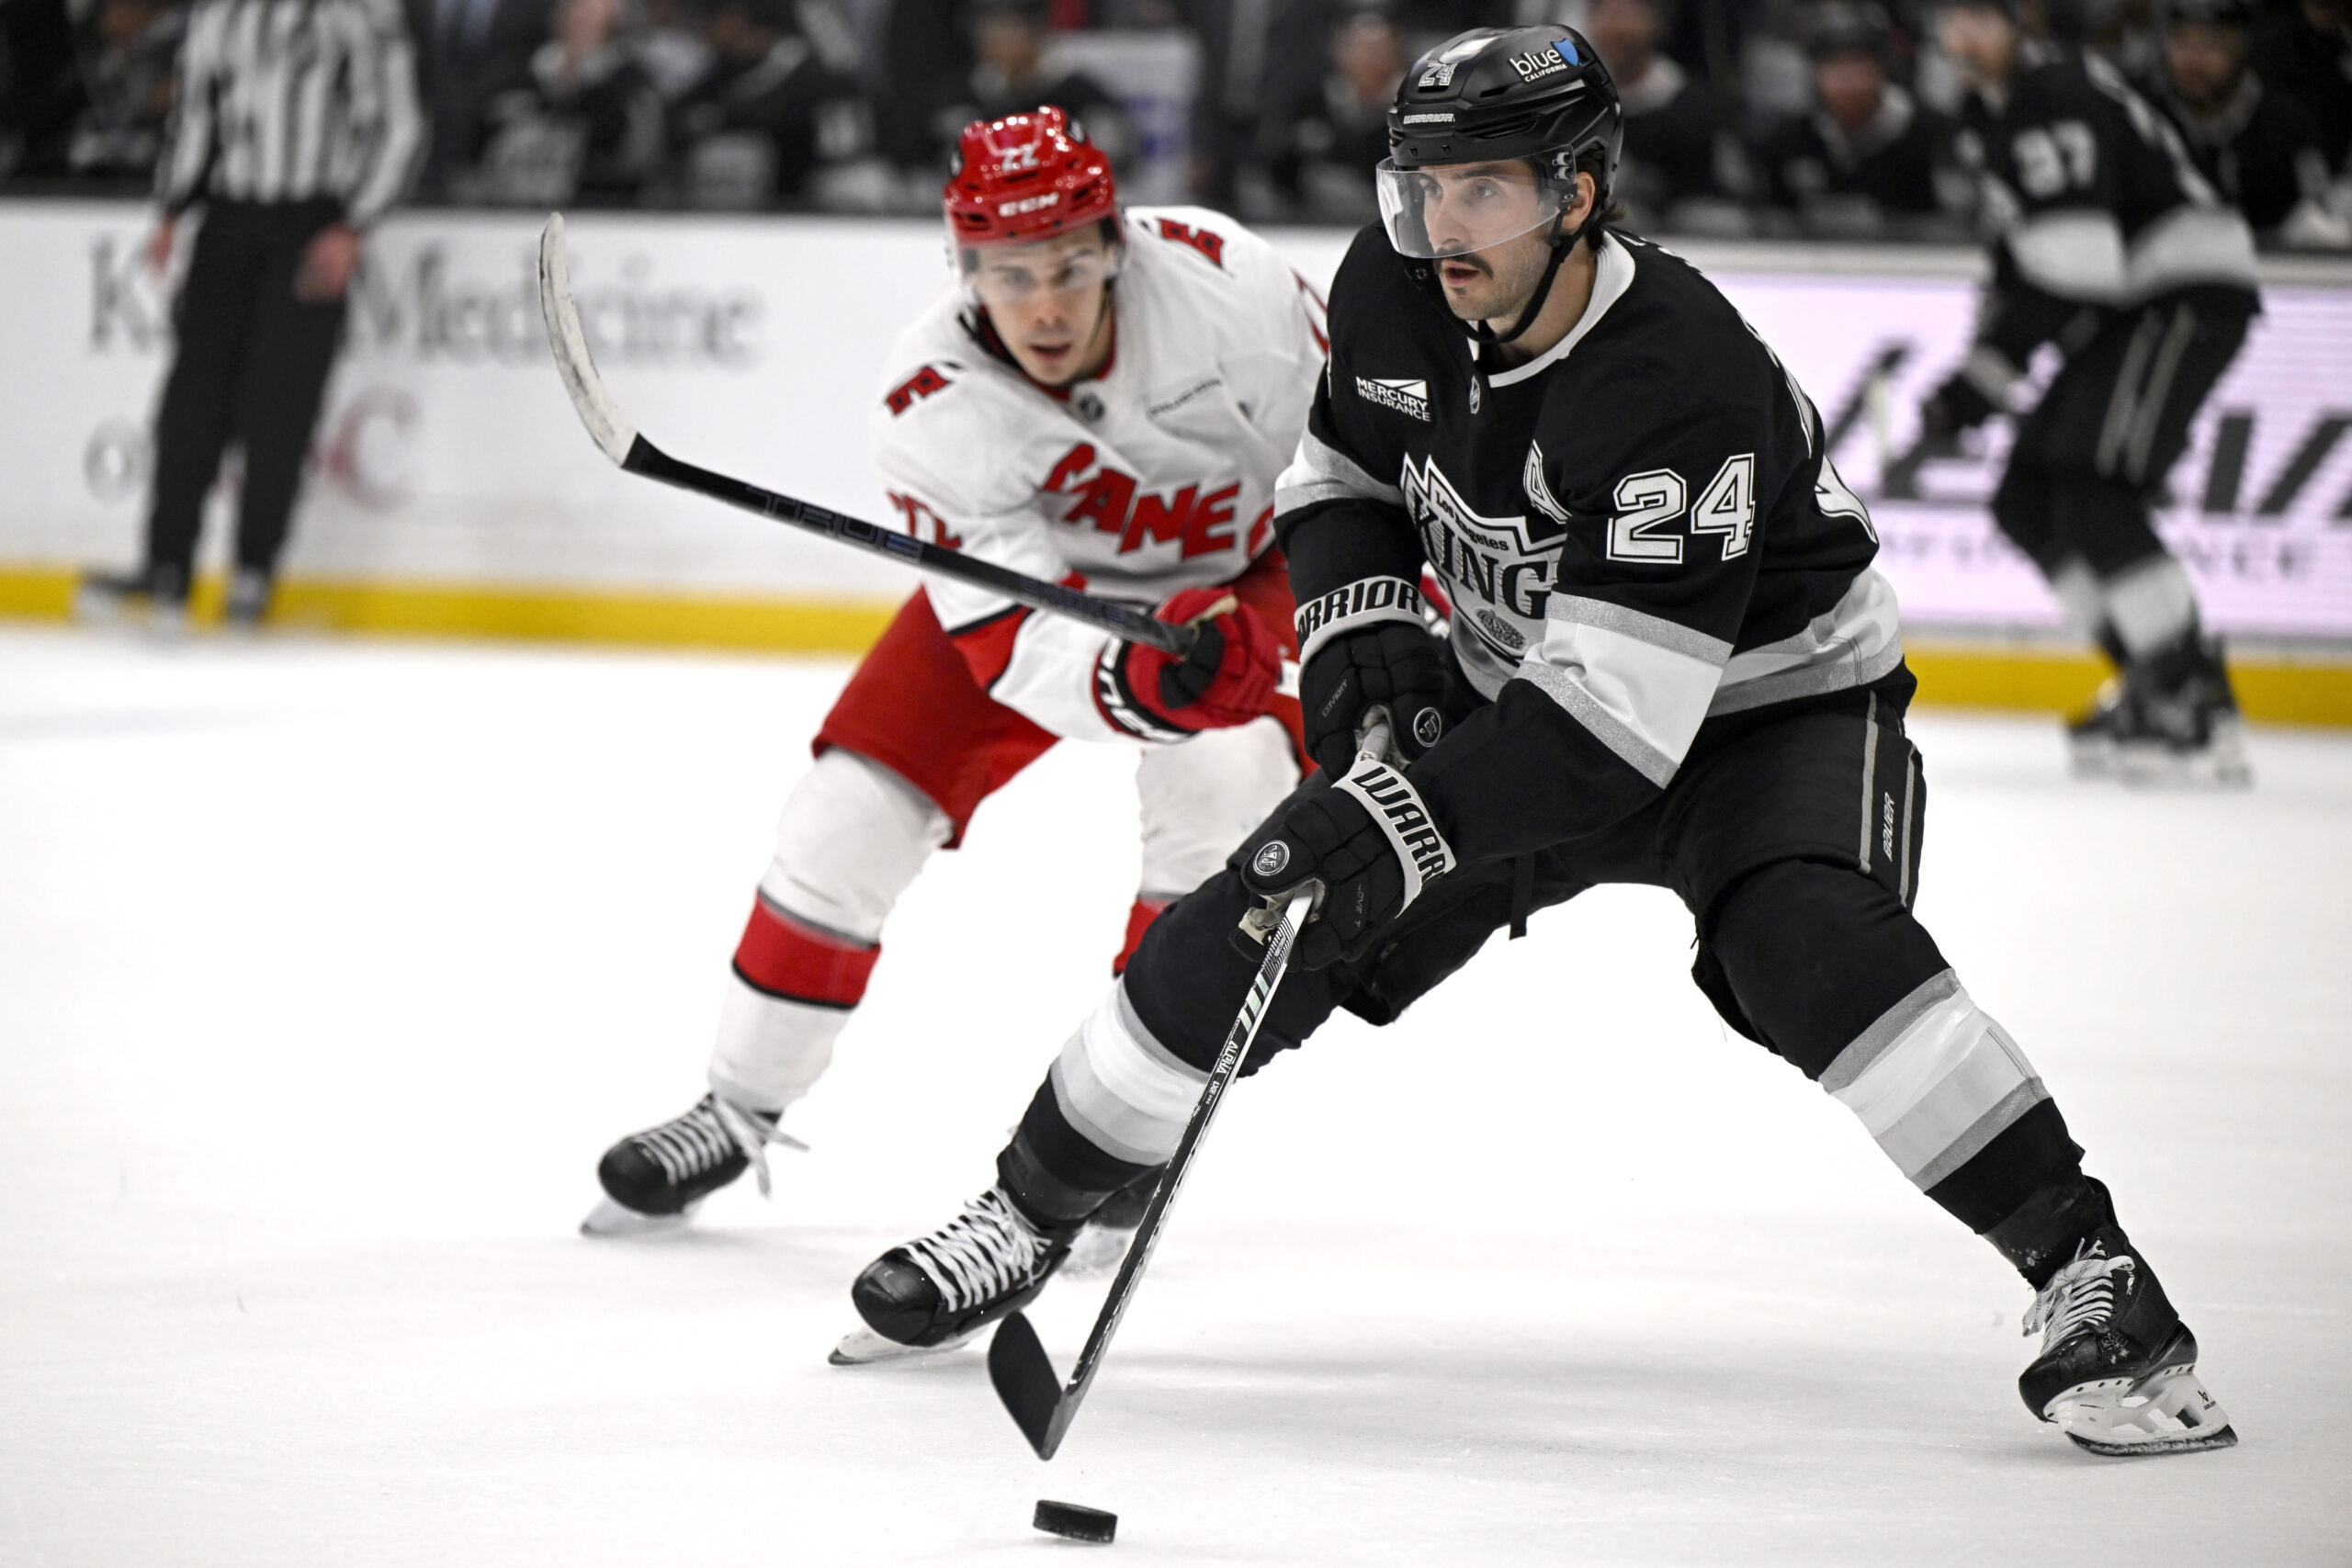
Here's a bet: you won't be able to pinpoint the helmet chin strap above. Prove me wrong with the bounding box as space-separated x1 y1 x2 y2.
1458 200 1598 347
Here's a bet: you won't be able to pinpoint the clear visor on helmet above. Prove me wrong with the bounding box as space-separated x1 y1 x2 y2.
953 220 1123 310
1374 160 1572 259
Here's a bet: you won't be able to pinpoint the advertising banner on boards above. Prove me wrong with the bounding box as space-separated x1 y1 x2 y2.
4 201 2348 640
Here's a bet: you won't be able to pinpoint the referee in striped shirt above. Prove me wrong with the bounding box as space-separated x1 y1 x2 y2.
79 0 424 630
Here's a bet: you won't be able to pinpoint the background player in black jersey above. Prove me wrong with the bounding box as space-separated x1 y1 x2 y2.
2150 0 2350 247
1922 0 2262 786
832 25 2238 1460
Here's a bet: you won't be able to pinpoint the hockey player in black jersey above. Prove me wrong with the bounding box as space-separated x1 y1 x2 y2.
840 25 2238 1459
2152 0 2349 246
1923 0 2262 785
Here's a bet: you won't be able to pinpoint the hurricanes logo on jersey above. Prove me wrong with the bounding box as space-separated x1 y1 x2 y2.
1399 456 1561 658
1041 441 1272 559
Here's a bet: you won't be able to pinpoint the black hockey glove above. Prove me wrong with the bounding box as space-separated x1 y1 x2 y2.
1235 755 1456 970
1293 576 1449 778
1919 373 1997 438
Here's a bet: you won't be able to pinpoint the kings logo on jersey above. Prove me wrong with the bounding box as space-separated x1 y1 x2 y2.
1399 456 1562 658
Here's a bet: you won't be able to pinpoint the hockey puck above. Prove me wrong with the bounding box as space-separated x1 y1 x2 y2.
1033 1499 1117 1543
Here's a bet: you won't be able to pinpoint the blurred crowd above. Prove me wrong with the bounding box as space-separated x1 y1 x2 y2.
3 0 2348 243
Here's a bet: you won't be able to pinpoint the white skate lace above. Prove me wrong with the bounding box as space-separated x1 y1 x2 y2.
902 1188 1053 1314
636 1095 807 1199
2022 1241 2136 1350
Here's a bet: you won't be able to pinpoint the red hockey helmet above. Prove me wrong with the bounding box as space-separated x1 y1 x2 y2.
943 107 1119 251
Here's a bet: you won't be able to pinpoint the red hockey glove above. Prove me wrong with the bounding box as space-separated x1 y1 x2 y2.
1098 585 1283 739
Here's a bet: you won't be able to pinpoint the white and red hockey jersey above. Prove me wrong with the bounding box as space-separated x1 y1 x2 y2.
869 205 1329 742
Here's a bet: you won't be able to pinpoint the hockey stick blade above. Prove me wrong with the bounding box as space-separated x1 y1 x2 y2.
987 1310 1069 1458
537 214 639 467
986 884 1317 1461
533 213 1190 658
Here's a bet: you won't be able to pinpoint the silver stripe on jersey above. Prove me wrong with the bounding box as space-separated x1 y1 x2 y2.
1518 662 1682 786
1274 427 1404 518
2006 209 2129 303
1517 596 1733 785
1708 568 1905 718
1294 575 1428 666
1544 594 1735 667
156 0 423 224
2124 204 2258 299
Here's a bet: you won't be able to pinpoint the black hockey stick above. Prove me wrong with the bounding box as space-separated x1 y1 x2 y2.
534 213 1191 658
985 714 1392 1458
987 878 1316 1459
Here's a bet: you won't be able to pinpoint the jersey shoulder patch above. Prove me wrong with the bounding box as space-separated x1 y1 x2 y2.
1131 205 1245 272
884 362 958 416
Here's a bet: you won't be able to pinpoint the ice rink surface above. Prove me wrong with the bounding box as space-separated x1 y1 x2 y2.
4 624 2347 1566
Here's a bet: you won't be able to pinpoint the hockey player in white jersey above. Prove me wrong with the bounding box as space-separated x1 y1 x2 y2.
582 109 1328 1292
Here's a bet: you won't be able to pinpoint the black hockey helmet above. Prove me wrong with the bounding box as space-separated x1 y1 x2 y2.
1378 26 1623 343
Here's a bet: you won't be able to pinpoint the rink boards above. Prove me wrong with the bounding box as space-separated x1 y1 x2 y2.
1 199 2348 720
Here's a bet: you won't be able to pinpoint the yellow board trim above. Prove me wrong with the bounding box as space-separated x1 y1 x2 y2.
1 566 899 655
6 566 2350 726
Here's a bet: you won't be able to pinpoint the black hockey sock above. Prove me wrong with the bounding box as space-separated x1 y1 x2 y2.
997 1080 1156 1228
1984 1170 2115 1289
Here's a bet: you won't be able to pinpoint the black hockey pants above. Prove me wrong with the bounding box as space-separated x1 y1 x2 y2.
1003 680 2083 1241
145 198 351 582
1990 286 2254 581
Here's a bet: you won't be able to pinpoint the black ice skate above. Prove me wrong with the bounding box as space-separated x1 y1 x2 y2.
222 567 275 629
2018 1230 2236 1457
73 564 187 636
830 1185 1076 1365
581 1092 798 1237
2067 637 2250 789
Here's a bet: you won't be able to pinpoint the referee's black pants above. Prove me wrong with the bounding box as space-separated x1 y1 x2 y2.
146 198 350 583
1989 285 2255 583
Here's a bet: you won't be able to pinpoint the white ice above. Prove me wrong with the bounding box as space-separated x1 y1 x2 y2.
3 624 2346 1565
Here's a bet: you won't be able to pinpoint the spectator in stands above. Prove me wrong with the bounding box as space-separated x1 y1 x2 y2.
868 0 969 172
424 0 558 195
1583 0 1756 232
467 0 665 205
1753 1 1969 238
916 0 1133 179
2155 0 2347 244
3 0 93 181
62 0 184 186
1244 1 1399 222
667 0 882 207
631 0 718 102
2254 0 2351 180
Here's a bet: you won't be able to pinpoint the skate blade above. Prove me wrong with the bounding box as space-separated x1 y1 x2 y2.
2065 736 2118 779
828 1324 979 1366
579 1196 702 1237
2049 1362 2238 1457
2109 723 2253 791
1056 1221 1139 1280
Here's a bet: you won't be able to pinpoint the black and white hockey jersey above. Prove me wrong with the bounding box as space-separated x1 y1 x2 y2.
1275 225 1904 863
1958 44 2259 392
2153 71 2340 239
